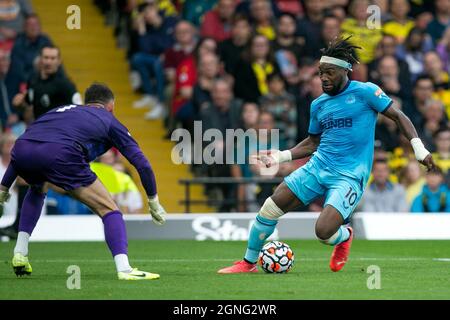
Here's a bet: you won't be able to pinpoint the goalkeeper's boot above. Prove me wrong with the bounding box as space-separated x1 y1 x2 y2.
12 253 32 277
217 260 258 274
118 268 160 280
329 227 353 272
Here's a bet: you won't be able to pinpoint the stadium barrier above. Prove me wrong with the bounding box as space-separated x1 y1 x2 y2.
2 213 450 241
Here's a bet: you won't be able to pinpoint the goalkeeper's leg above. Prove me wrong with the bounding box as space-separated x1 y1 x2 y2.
69 178 159 280
218 183 303 274
12 185 46 276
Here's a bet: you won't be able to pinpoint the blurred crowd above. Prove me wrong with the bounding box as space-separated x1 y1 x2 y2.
96 0 450 213
0 0 143 230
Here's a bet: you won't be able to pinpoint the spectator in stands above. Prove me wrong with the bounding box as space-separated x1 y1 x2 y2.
375 96 402 152
273 12 304 91
418 99 448 151
0 0 33 51
200 78 242 136
374 55 411 102
297 0 326 58
218 14 252 75
200 0 236 42
131 3 178 118
182 0 217 26
436 26 450 74
0 133 17 218
396 27 434 81
259 73 296 148
432 128 450 177
296 73 321 141
411 166 450 212
360 159 409 212
423 51 450 116
192 52 221 118
231 102 260 212
382 0 415 44
233 34 279 103
163 20 197 86
200 78 242 211
341 0 382 65
250 0 276 41
0 49 24 129
369 34 411 86
400 160 426 205
426 0 450 45
10 14 52 80
315 14 342 60
12 46 81 120
171 37 217 134
407 75 435 126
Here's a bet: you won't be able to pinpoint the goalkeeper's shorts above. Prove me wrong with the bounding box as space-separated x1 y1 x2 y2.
11 139 97 191
284 158 364 223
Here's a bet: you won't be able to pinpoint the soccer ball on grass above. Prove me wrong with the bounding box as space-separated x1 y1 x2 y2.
258 241 294 273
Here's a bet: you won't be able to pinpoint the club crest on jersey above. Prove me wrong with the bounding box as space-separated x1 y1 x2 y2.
345 94 356 104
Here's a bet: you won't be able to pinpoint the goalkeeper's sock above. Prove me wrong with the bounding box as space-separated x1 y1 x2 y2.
17 187 45 235
14 231 30 256
244 215 278 264
102 210 132 272
14 187 46 255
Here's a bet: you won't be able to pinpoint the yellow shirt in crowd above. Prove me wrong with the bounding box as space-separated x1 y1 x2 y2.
341 18 383 64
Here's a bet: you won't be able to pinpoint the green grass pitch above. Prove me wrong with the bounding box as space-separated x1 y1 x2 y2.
1 240 450 300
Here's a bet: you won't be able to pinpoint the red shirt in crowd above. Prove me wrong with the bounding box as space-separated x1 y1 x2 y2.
172 56 197 115
200 9 232 42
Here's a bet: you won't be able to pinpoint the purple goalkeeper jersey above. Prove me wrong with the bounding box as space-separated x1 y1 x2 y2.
18 104 157 196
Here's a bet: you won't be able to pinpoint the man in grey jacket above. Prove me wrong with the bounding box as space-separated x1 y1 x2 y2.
360 159 409 212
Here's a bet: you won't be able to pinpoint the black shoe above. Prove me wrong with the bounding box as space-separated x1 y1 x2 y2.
0 226 18 239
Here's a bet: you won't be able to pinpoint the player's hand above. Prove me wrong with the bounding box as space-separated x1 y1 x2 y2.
12 93 25 107
0 190 11 205
0 190 11 218
251 150 292 168
420 154 436 171
148 195 166 226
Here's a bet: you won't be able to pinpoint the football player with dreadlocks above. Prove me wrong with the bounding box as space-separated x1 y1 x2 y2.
218 36 436 274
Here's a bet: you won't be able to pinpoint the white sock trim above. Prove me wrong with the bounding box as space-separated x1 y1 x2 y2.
259 197 285 220
114 254 132 273
14 231 30 256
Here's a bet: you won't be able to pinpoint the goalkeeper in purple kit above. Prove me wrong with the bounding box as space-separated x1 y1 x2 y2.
0 83 166 280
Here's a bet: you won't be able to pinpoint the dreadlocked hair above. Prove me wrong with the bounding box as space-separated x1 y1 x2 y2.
320 35 361 65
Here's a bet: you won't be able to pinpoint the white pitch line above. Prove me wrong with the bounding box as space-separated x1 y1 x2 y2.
5 257 434 263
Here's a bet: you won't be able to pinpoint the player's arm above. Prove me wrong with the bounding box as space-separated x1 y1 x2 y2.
109 119 166 225
382 104 435 170
254 134 320 168
0 163 18 206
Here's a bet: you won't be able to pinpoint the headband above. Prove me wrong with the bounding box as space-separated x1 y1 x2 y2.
320 56 353 71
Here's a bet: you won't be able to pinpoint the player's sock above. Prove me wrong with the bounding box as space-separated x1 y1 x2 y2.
13 188 46 255
320 226 350 246
102 211 132 272
14 231 30 256
244 215 278 264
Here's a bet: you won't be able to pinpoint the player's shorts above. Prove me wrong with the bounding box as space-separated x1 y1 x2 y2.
11 139 97 191
284 158 364 223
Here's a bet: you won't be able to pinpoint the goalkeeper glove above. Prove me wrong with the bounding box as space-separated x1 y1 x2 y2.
148 195 166 226
0 190 11 219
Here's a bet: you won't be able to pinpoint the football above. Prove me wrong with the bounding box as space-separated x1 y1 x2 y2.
258 241 295 273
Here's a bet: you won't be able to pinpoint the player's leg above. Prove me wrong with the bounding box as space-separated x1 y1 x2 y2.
68 178 159 280
218 182 302 274
12 183 47 276
317 179 361 272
